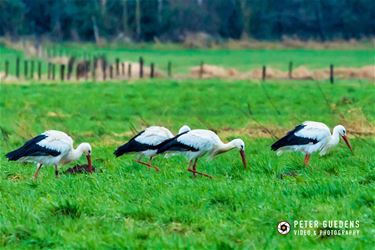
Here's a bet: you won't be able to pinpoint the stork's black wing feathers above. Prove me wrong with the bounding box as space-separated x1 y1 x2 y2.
5 134 61 161
271 124 318 151
114 130 159 157
156 131 199 154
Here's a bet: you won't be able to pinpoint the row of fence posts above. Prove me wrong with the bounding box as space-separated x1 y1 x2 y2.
3 58 44 80
3 57 335 84
261 63 334 83
198 61 335 83
2 56 169 81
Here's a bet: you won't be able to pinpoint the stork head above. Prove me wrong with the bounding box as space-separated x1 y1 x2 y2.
79 143 93 173
335 125 353 153
231 139 247 170
178 125 191 134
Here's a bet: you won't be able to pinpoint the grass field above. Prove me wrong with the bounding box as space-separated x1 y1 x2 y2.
0 79 374 249
1 43 374 75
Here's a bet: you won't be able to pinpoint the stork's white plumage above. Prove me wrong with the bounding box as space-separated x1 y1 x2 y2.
5 130 92 179
271 121 353 165
114 125 191 171
157 129 247 178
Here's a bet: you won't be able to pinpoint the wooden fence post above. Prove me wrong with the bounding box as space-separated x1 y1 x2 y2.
116 58 120 76
109 65 113 79
102 59 107 81
121 63 125 76
67 57 74 80
4 60 9 78
330 64 334 84
30 61 34 79
199 61 204 78
52 64 55 80
139 57 144 78
288 61 293 79
168 61 172 77
150 63 155 78
48 63 52 80
85 61 90 80
16 57 20 78
60 64 65 81
92 57 97 81
38 62 42 80
262 65 266 81
128 64 132 78
76 64 80 81
24 60 28 79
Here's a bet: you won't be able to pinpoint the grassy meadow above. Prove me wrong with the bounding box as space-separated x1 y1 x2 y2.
0 79 374 249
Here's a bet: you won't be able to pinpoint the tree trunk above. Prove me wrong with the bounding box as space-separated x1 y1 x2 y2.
92 16 100 44
136 0 141 40
240 0 250 38
123 1 129 36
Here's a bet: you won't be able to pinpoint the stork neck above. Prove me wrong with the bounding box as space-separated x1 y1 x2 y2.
70 144 85 161
329 126 341 146
215 141 236 155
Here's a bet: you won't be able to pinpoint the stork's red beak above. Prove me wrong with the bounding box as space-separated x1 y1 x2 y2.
240 149 247 170
86 154 93 173
342 135 353 153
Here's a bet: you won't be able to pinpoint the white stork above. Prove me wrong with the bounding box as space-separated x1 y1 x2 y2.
5 130 92 179
156 129 247 178
114 125 191 171
271 121 353 165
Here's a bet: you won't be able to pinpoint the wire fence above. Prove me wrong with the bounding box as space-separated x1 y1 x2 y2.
0 47 373 83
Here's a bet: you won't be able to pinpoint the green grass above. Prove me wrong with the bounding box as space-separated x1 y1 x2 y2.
1 43 374 75
0 80 374 249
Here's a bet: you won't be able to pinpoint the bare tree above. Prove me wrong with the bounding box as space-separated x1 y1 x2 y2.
92 16 100 44
123 1 129 36
136 0 141 40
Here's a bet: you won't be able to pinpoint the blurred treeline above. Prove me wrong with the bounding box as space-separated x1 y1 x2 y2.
0 0 374 42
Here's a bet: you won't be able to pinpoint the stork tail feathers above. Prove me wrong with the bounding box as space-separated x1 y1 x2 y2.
271 138 287 151
5 148 24 161
5 134 60 161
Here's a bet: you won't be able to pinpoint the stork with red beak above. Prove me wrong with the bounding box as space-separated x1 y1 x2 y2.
157 129 247 178
271 121 353 165
114 125 191 171
5 130 92 179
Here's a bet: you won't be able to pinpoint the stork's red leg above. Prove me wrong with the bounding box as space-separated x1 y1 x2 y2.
187 160 195 177
187 159 197 177
304 154 310 166
187 169 213 178
33 163 43 180
135 160 160 172
187 159 213 178
149 156 160 172
191 159 197 177
187 160 193 171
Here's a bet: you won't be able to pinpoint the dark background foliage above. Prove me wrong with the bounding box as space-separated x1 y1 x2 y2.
0 0 374 41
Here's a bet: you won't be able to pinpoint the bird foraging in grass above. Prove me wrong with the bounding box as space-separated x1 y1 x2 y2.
156 129 247 178
114 125 191 171
271 121 353 165
5 130 92 179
